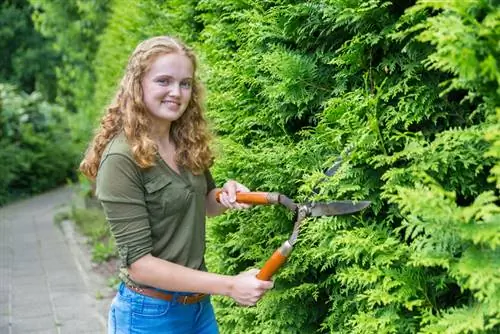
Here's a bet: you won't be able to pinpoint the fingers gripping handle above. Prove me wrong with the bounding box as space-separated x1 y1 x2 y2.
256 241 293 281
215 190 278 205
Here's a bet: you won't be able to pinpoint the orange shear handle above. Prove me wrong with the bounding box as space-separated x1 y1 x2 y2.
256 241 293 281
215 190 276 205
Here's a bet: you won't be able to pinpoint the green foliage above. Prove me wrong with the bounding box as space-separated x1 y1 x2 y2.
198 0 500 332
0 83 78 204
91 0 156 122
408 0 500 109
70 206 117 264
29 0 110 150
29 0 109 112
0 0 59 99
92 239 117 263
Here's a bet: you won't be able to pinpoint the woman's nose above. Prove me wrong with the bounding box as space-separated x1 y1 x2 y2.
169 83 181 96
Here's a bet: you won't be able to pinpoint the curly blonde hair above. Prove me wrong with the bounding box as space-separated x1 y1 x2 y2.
80 36 213 179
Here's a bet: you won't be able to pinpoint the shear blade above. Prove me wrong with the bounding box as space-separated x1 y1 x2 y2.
308 200 371 217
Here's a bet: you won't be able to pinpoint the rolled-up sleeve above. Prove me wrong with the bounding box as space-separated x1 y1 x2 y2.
96 153 152 266
204 170 216 194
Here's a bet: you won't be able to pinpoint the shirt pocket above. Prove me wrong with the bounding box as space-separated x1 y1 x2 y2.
144 176 189 219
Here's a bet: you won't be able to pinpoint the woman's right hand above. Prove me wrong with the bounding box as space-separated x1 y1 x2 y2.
229 268 274 306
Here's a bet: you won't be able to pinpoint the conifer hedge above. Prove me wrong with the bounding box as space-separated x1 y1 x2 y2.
78 0 499 332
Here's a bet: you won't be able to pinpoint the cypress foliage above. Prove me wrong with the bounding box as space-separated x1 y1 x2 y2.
198 0 500 333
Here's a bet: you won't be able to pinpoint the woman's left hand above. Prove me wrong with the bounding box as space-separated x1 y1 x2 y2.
218 180 252 210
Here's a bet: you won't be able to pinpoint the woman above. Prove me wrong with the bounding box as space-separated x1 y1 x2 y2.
80 36 273 334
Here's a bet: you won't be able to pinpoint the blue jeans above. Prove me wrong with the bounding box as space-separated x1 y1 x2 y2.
108 282 219 334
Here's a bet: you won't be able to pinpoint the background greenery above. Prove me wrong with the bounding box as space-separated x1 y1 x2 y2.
0 83 77 204
2 0 499 332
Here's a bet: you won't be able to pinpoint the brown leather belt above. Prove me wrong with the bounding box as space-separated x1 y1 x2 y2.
126 284 207 304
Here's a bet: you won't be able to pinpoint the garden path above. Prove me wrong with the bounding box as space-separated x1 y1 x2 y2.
0 186 113 333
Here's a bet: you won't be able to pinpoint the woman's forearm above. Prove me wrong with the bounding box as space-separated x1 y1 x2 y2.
128 254 234 296
205 188 227 217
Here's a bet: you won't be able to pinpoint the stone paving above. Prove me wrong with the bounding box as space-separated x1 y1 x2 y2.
0 187 113 333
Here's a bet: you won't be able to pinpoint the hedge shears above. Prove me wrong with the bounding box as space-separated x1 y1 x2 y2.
216 191 370 281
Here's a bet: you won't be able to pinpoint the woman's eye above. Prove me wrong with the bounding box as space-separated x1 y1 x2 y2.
180 81 192 89
157 78 170 85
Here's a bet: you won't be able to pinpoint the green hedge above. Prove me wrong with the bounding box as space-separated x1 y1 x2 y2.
58 0 499 332
198 1 500 332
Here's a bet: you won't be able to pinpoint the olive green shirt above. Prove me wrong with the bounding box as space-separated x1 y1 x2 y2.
95 132 216 282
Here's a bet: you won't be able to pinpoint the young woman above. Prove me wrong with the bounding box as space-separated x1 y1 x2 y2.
80 36 273 334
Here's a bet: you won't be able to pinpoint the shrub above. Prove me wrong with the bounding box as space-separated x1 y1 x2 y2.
0 83 78 204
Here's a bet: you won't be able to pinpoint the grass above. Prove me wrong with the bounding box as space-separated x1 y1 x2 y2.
70 206 118 263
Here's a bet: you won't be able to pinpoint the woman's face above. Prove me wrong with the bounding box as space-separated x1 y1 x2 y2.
141 52 194 124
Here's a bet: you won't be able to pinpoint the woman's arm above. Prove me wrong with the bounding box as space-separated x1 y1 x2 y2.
129 254 272 306
201 179 271 304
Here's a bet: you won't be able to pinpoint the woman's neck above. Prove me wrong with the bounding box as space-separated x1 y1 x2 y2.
150 121 172 146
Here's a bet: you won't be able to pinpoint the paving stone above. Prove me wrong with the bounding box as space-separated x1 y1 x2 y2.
23 330 58 334
11 260 43 271
11 266 44 277
50 283 86 294
11 286 50 299
52 291 95 309
57 317 103 333
56 305 100 321
46 271 81 286
11 302 53 318
39 242 68 255
0 324 10 334
0 289 9 305
11 294 51 308
10 276 48 288
42 259 76 271
0 314 10 327
0 303 9 316
10 314 57 333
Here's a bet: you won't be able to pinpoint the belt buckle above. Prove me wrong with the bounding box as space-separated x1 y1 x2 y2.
182 295 189 304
